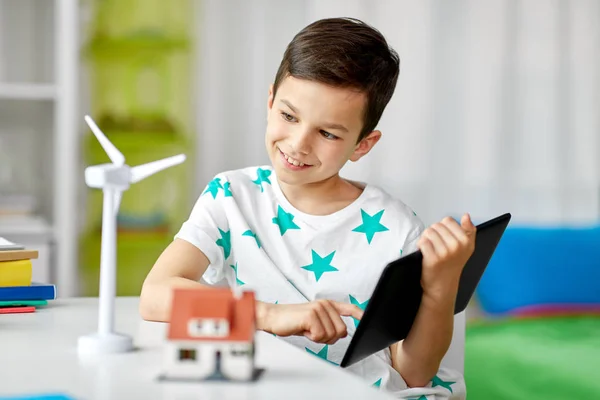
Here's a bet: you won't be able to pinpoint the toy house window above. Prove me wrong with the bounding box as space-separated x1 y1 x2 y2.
188 318 229 337
214 320 229 336
230 346 251 357
179 348 197 361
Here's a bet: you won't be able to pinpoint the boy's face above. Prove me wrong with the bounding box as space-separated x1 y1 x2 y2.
265 76 381 186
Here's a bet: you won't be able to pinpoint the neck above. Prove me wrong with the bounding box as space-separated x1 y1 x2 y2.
277 174 363 216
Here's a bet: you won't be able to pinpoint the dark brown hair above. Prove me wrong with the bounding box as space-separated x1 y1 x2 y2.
273 17 400 142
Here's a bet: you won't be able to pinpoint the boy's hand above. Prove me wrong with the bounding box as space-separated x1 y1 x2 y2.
417 214 477 303
258 300 363 344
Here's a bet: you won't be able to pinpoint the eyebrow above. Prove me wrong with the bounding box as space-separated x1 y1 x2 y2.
280 99 349 133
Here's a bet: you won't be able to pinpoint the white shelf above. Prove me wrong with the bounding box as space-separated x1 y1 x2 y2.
0 83 56 100
0 0 79 296
0 215 52 237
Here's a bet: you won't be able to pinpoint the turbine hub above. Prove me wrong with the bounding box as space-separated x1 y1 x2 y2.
85 164 131 189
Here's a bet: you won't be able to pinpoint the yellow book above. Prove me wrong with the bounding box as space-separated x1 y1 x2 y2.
0 259 33 286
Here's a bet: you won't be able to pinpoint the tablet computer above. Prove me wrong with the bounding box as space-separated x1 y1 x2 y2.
340 213 511 368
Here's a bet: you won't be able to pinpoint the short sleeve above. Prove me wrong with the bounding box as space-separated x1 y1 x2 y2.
174 174 231 284
401 214 426 256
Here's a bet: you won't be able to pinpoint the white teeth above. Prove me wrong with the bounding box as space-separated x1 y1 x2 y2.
282 151 306 167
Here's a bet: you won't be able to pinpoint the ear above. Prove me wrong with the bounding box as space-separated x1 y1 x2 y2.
349 130 382 162
267 83 275 111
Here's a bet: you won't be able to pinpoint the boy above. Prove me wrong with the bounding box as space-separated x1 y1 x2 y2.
140 17 473 399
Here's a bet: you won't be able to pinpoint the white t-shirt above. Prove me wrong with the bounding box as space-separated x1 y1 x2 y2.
175 166 465 399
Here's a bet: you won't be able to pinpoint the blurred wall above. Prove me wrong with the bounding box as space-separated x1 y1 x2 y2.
192 0 600 226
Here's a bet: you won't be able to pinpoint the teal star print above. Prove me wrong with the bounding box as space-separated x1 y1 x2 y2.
407 396 428 400
372 378 382 388
349 295 369 327
432 375 455 393
352 209 389 244
301 250 338 282
223 182 232 197
252 167 272 192
272 205 300 235
242 229 261 248
215 228 231 259
229 262 244 286
305 345 338 366
203 177 223 199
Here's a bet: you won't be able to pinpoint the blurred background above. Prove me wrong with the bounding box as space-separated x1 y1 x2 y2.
0 0 598 399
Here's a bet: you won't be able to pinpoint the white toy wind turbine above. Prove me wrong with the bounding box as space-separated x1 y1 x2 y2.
78 115 186 355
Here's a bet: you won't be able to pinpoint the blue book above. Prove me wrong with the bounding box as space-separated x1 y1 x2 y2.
0 282 56 301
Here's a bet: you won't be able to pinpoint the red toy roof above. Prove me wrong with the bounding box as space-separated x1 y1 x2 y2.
168 288 255 342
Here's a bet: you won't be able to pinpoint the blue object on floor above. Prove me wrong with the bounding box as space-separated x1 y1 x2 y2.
475 225 600 314
0 395 75 400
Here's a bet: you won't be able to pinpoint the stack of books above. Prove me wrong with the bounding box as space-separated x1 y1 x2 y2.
0 237 56 314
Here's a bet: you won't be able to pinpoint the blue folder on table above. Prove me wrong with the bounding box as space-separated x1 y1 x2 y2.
0 282 56 301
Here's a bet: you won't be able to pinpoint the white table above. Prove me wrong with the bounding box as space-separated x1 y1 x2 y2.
0 297 397 400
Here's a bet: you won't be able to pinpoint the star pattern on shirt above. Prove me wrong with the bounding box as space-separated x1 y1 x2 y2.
432 375 455 393
349 295 369 327
407 396 428 400
203 177 223 199
272 205 300 235
223 182 233 197
301 250 338 282
242 229 261 248
352 209 389 244
252 167 272 192
305 344 338 366
229 262 244 286
372 378 382 388
215 228 231 259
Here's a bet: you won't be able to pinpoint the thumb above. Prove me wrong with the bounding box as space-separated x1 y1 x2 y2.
461 213 476 235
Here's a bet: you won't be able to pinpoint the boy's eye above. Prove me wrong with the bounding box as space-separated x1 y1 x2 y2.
320 131 338 140
281 112 297 122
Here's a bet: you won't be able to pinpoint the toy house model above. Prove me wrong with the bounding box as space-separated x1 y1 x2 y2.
163 288 256 381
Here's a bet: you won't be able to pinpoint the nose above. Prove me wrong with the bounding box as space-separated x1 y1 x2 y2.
289 128 311 156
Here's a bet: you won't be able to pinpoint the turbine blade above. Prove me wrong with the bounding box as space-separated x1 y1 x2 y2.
129 154 186 184
84 115 125 166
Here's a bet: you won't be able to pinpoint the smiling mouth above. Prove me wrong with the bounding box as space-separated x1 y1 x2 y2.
278 148 311 167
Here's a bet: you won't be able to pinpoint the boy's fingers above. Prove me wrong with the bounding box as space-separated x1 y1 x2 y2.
422 227 447 257
443 217 471 245
432 222 459 247
333 302 364 321
461 213 476 235
418 237 436 261
322 302 348 343
314 302 336 341
304 310 326 342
